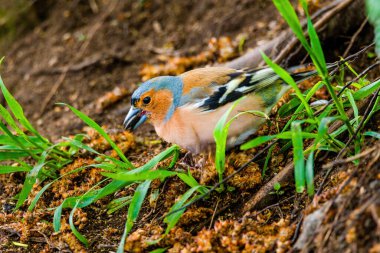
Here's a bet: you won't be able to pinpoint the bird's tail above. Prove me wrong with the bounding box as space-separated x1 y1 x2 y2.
287 61 340 83
250 62 338 111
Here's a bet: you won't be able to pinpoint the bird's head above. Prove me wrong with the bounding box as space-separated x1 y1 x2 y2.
123 76 183 131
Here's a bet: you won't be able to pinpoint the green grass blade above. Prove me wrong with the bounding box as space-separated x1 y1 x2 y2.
345 90 359 129
241 131 317 151
278 140 293 154
15 152 48 209
317 104 334 121
98 155 133 170
316 117 340 142
59 137 130 170
176 172 198 188
278 97 301 117
177 172 207 194
241 135 276 150
274 0 354 136
88 163 120 172
343 61 360 77
103 169 177 182
60 103 133 168
62 137 100 155
272 0 310 49
29 180 56 212
0 135 23 146
0 150 36 161
276 131 318 140
68 178 108 246
366 0 380 55
65 134 86 155
150 248 168 253
54 179 130 232
291 122 305 193
0 165 31 174
261 52 314 118
0 135 44 148
106 196 132 214
0 104 24 136
127 181 151 229
331 117 360 138
29 166 89 212
233 110 269 120
282 82 324 132
164 186 201 234
213 99 241 188
133 145 180 174
117 180 151 253
364 131 380 139
0 76 49 145
0 144 28 151
262 144 275 177
0 123 40 160
273 0 323 73
307 18 326 74
69 201 89 247
353 79 380 100
361 92 380 128
305 151 314 196
301 0 327 74
53 204 63 231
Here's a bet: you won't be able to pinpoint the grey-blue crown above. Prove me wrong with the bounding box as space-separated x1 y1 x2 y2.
131 76 184 121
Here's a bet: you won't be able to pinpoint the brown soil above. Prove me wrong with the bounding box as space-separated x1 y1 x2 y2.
0 0 379 252
2 0 285 140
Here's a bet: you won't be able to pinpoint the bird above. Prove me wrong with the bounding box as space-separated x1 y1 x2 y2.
123 66 317 153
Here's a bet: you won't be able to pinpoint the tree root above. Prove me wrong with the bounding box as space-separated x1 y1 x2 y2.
225 0 364 69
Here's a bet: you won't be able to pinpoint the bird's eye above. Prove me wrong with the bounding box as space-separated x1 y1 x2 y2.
143 96 151 105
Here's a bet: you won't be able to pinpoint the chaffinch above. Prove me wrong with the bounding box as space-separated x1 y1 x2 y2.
123 66 316 153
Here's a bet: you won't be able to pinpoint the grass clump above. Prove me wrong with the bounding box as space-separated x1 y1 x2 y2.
0 75 74 209
0 73 207 249
214 0 380 197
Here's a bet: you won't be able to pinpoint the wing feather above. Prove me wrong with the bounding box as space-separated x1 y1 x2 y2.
179 66 317 111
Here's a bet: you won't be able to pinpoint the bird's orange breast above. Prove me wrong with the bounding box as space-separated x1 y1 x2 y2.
152 93 266 153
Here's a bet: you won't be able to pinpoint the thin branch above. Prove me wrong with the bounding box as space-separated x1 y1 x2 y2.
337 88 380 158
336 60 380 97
208 198 220 230
291 213 304 245
323 145 377 168
274 0 355 64
342 17 369 58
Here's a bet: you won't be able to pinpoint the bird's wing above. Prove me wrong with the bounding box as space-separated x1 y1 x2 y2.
179 66 316 111
179 67 239 106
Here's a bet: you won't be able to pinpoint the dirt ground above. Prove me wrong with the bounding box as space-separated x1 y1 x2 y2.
2 0 286 140
0 0 379 252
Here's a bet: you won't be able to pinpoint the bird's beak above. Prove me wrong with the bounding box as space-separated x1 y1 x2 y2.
123 106 147 131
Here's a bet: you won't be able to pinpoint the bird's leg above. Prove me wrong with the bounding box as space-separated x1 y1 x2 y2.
180 151 195 167
207 150 214 164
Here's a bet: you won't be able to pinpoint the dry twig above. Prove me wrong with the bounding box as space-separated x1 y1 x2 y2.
337 88 380 158
226 0 349 69
342 17 369 58
273 0 355 64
